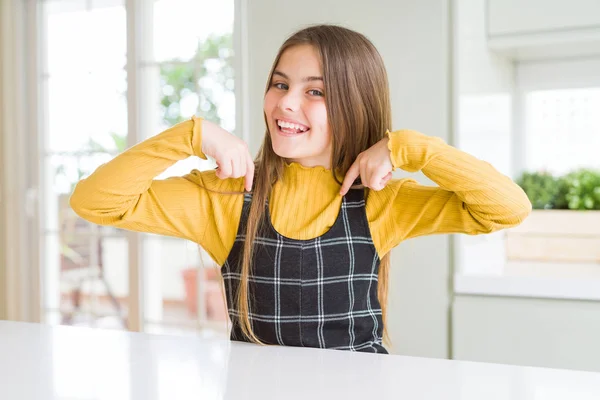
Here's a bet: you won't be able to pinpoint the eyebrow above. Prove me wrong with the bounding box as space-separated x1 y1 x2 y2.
273 70 323 82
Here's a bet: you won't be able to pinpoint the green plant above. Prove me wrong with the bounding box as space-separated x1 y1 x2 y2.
516 171 567 210
517 169 600 210
562 169 600 210
159 33 233 127
552 176 570 210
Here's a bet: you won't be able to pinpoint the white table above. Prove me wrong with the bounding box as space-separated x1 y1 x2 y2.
1 321 599 399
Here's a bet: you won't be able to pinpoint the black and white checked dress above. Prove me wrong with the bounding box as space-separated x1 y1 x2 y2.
221 188 386 353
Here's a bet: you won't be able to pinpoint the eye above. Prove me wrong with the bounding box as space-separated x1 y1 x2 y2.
308 89 324 97
272 82 288 90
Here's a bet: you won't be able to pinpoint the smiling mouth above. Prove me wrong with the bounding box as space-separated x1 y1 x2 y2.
276 119 310 136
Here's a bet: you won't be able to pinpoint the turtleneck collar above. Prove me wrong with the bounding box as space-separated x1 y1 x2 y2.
278 162 343 194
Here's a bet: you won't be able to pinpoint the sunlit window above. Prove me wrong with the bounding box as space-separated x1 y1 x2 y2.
40 0 234 338
524 88 600 176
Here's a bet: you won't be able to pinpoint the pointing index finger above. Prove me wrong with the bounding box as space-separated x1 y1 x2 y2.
340 161 360 196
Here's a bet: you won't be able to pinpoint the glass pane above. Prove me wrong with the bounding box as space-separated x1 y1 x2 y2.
156 58 235 133
45 0 126 75
140 0 236 337
136 64 217 174
146 20 235 174
150 0 234 63
43 0 127 153
42 1 129 331
136 60 223 176
45 70 127 152
43 234 129 330
525 88 600 175
142 235 228 332
158 62 200 127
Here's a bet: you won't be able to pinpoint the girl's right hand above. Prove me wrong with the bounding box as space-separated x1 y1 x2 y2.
200 119 254 192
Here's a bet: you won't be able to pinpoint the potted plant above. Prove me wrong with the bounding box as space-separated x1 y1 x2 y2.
506 169 600 263
181 265 228 322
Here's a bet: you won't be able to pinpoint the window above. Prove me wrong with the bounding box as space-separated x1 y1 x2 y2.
524 88 600 176
41 0 130 329
39 0 235 336
454 58 600 299
138 0 234 337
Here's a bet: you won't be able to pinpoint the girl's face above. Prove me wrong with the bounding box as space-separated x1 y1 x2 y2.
263 45 332 169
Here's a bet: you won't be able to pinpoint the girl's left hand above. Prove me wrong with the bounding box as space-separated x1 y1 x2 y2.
339 137 393 196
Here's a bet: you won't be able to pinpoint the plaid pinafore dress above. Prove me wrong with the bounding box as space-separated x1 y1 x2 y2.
221 188 386 353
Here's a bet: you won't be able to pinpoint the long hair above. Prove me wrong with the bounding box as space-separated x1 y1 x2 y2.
236 24 393 345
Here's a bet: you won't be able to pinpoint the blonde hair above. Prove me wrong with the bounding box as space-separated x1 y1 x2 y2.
233 24 393 346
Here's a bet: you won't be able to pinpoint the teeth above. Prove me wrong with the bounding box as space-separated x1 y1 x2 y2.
277 120 307 132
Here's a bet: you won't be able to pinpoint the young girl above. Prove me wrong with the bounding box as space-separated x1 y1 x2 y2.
70 24 531 354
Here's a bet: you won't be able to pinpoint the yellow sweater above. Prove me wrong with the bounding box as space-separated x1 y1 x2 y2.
70 117 532 265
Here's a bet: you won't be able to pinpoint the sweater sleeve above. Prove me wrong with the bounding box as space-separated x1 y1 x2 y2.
366 129 532 258
69 116 245 265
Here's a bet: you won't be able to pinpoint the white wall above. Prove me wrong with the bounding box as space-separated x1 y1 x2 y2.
242 0 452 357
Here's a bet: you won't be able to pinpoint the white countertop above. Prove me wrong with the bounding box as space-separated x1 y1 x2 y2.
455 259 600 301
454 273 600 301
1 321 599 400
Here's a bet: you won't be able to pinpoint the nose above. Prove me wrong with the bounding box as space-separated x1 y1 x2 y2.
277 89 300 112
